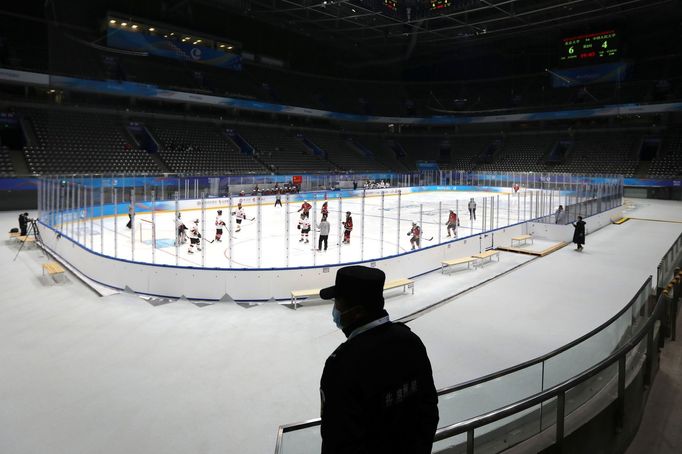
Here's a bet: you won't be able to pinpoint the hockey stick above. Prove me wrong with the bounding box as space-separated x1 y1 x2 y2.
423 236 434 241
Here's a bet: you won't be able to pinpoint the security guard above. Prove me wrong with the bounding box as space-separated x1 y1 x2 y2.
319 266 439 454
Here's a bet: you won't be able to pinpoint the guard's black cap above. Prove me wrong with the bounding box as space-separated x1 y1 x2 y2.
320 266 385 311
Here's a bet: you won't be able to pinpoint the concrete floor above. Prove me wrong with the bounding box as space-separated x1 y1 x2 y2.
0 198 680 454
626 302 682 454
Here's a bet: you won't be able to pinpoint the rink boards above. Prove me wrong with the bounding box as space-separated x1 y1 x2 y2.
36 186 619 301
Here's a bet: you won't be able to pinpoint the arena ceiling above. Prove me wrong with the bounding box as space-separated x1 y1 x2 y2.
213 0 678 56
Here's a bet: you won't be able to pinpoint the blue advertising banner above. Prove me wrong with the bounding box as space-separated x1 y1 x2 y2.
107 28 241 71
550 62 631 87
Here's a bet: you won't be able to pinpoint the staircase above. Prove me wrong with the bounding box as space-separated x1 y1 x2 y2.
8 149 30 175
635 161 652 178
125 122 170 172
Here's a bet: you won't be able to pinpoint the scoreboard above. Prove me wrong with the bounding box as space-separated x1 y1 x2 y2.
383 0 398 11
560 30 619 65
429 0 452 9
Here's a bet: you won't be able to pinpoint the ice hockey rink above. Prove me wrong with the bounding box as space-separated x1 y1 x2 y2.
64 188 562 268
1 198 680 454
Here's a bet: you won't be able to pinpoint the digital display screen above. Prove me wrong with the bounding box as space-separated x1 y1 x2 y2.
560 30 619 65
429 0 452 9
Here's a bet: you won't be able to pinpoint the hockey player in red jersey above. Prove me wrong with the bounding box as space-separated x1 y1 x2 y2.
298 200 312 218
445 210 460 238
408 222 421 250
342 211 353 244
321 201 329 218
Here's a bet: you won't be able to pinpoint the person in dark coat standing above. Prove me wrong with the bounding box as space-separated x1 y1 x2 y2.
18 212 28 236
572 216 586 251
319 266 439 454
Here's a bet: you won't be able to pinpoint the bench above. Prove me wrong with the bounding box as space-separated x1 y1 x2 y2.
42 261 65 280
441 256 477 273
290 277 415 309
290 288 321 309
473 250 500 267
17 235 36 245
9 231 20 240
383 278 415 295
511 234 533 247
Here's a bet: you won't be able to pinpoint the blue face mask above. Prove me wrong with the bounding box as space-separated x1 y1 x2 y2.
332 306 343 329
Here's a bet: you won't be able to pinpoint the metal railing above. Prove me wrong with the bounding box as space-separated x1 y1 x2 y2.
432 277 665 453
275 275 654 453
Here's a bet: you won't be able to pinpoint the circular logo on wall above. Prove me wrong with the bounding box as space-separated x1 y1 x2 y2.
190 48 202 60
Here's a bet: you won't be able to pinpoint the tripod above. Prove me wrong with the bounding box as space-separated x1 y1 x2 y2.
13 218 43 262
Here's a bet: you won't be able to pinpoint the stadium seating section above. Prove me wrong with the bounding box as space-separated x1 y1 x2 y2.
1 106 679 178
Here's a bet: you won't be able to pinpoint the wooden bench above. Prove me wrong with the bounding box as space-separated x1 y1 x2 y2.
473 250 500 267
383 278 415 295
290 277 415 309
290 288 321 308
17 235 36 245
42 261 65 280
9 231 20 240
441 256 477 273
511 234 533 247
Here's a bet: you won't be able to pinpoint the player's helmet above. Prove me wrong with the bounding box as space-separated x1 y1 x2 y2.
194 219 199 224
304 200 308 204
346 211 351 216
217 210 222 215
238 202 242 207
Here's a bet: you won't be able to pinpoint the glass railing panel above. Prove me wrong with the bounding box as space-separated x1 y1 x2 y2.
539 396 558 431
470 404 543 453
563 362 618 418
437 363 543 430
543 309 632 390
278 425 320 454
432 432 467 453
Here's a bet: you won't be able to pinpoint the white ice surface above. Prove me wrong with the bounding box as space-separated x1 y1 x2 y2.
59 189 554 268
0 198 680 454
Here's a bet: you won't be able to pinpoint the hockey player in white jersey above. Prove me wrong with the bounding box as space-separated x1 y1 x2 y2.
233 202 246 232
298 213 311 243
188 219 202 254
215 210 225 242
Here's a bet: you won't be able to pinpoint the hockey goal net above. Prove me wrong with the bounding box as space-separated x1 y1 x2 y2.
138 218 156 244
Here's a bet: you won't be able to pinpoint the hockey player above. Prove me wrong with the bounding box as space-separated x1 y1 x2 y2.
321 201 329 218
298 213 311 243
513 183 520 193
445 210 460 238
468 198 477 221
274 191 282 208
175 212 187 246
188 219 202 254
298 200 312 218
342 211 353 244
215 210 225 242
233 202 246 232
408 222 421 250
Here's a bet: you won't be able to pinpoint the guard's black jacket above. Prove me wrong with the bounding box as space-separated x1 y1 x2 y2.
320 317 439 454
572 219 586 244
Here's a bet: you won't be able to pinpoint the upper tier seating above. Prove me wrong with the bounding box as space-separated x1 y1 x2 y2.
236 126 334 173
476 135 556 173
22 109 159 174
551 133 640 177
0 146 15 176
303 132 389 172
649 135 682 178
145 119 265 174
